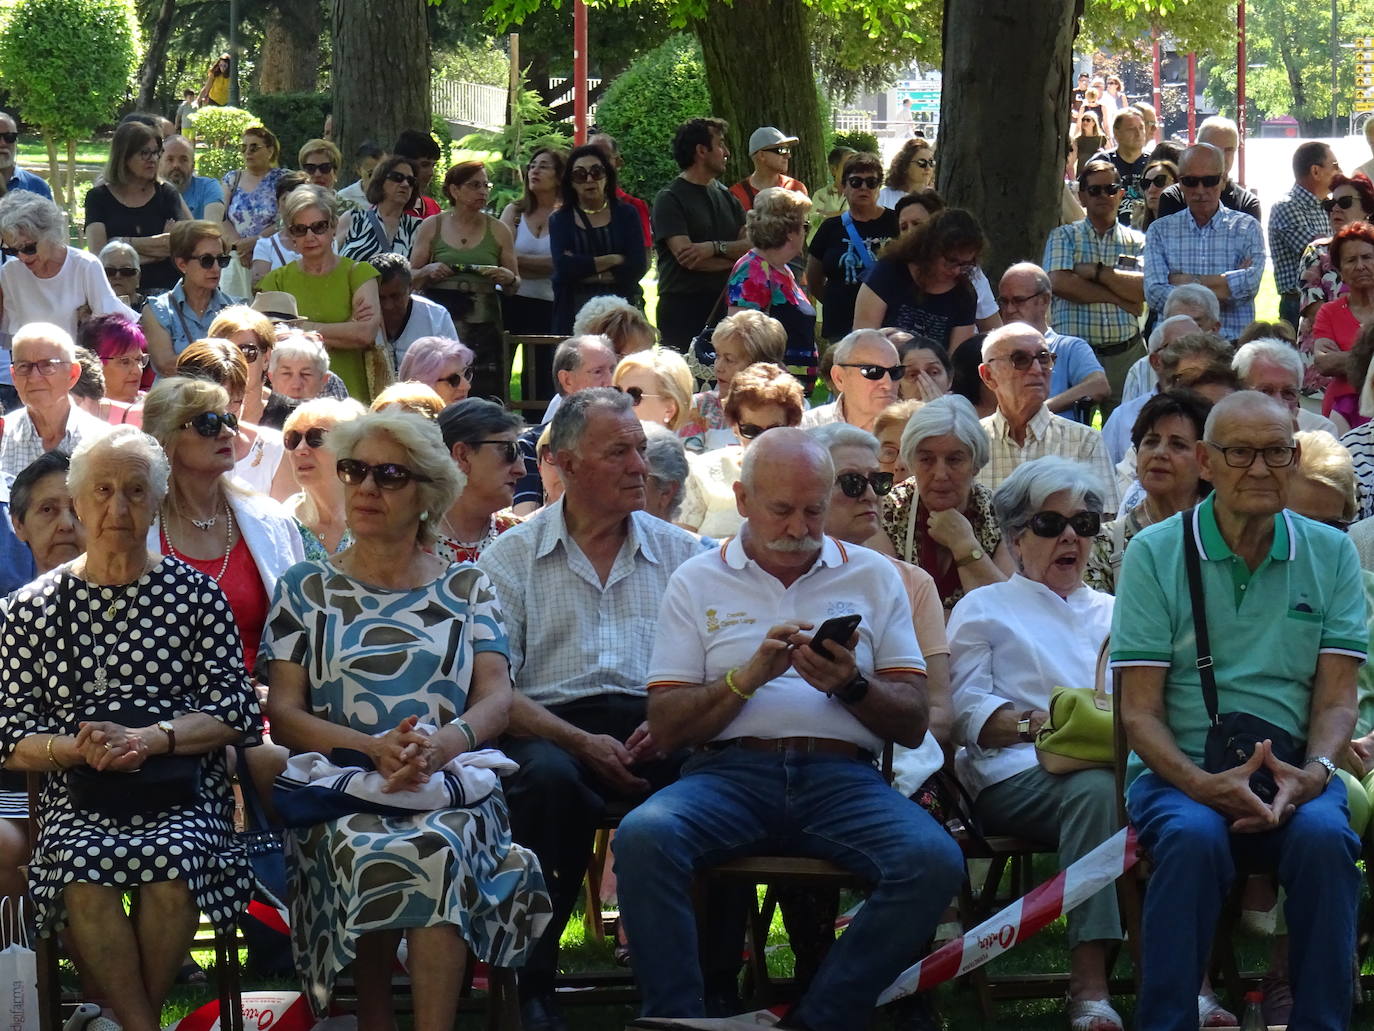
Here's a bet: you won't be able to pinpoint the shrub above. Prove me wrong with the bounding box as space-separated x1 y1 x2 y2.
189 105 262 182
832 129 880 155
455 81 570 215
245 91 332 168
593 33 711 202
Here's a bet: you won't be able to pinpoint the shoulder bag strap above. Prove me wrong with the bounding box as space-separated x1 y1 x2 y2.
904 497 919 563
841 211 876 273
363 207 389 249
1180 506 1221 726
171 298 196 350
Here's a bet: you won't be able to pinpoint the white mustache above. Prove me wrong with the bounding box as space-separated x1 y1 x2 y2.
765 535 823 553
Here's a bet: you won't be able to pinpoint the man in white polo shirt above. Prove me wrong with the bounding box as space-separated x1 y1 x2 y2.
616 428 963 1031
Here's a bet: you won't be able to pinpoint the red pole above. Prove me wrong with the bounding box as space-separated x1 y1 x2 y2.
573 0 588 145
1188 52 1197 141
1237 1 1246 184
1152 34 1163 140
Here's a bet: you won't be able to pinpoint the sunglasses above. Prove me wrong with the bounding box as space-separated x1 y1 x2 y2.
238 343 262 363
437 367 474 388
182 410 239 438
284 427 327 450
384 170 417 188
337 458 432 490
240 143 266 154
622 385 663 406
474 439 520 463
836 471 895 499
1179 174 1222 188
104 265 138 277
3 242 39 258
837 362 903 381
1143 173 1174 188
997 289 1047 308
287 219 332 239
914 158 936 169
102 353 150 370
188 253 232 269
764 147 792 157
302 162 334 176
1027 510 1101 538
737 422 786 440
989 349 1056 371
846 175 881 190
0 133 17 144
1323 195 1360 213
571 165 607 183
1082 183 1121 197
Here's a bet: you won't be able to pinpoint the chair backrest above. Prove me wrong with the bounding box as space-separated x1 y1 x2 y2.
502 333 565 413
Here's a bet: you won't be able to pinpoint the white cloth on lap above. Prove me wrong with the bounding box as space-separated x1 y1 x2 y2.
279 743 519 813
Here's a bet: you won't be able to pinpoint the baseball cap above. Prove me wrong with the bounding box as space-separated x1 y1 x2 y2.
749 127 799 155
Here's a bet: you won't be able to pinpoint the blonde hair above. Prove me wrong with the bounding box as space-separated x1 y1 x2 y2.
140 377 253 517
1294 429 1358 522
712 309 786 367
873 399 923 442
745 187 812 250
208 305 276 350
572 295 656 355
283 397 367 525
612 349 695 432
298 138 342 168
370 381 446 420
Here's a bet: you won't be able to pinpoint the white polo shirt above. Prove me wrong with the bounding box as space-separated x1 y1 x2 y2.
648 532 925 753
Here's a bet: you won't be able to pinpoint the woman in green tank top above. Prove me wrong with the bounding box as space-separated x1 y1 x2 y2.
411 161 520 402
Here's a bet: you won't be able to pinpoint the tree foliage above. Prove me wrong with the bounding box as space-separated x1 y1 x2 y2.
1078 0 1236 57
455 81 571 212
189 104 261 180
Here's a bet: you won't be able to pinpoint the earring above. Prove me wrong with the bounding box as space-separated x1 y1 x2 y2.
419 511 429 521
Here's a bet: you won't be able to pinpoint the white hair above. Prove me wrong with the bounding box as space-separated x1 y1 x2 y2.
0 190 66 246
12 322 76 363
1233 339 1302 390
991 455 1105 543
67 425 170 506
99 239 140 271
1148 313 1204 355
1198 115 1239 140
807 422 880 458
831 328 891 365
899 394 990 471
981 322 1044 361
572 295 637 336
1163 283 1220 328
269 330 330 376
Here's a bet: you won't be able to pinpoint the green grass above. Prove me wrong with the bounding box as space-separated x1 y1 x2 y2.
17 135 110 169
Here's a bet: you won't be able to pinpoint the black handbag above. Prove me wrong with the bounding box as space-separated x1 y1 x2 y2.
689 284 732 371
1182 510 1302 804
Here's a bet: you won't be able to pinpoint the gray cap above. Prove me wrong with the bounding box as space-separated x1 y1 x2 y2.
748 126 799 155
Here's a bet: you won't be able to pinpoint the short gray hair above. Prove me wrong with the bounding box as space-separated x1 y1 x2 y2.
1164 283 1221 328
328 409 462 546
1002 261 1051 294
899 394 989 471
68 425 170 507
807 422 880 459
1147 313 1202 355
12 322 76 363
991 455 1105 543
269 330 330 376
1233 339 1303 390
642 422 690 520
549 386 632 456
831 328 890 365
0 190 66 247
279 183 338 227
99 239 140 271
552 334 613 387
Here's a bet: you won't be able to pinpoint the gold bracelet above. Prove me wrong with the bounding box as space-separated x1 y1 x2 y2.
46 734 64 770
726 669 753 700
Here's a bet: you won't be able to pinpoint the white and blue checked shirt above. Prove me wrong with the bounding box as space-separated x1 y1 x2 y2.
1144 205 1266 340
1267 182 1329 295
477 499 705 709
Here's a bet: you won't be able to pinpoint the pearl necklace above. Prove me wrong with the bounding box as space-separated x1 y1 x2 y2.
163 502 235 581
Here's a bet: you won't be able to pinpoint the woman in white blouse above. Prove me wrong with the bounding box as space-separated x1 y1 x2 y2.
946 456 1122 1031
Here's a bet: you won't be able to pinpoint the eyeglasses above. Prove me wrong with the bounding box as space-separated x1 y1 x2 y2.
240 143 266 154
1204 442 1297 468
846 175 881 190
836 471 895 499
238 343 262 363
942 255 978 273
996 289 1047 308
764 147 792 157
286 219 332 239
437 367 474 388
914 158 936 169
12 358 70 378
622 385 663 406
188 252 232 269
337 458 432 490
836 363 903 381
302 161 334 176
102 353 149 370
136 147 163 162
384 170 417 188
1142 174 1174 189
182 410 239 437
103 265 138 277
284 427 327 450
737 422 786 440
2 242 39 258
1027 510 1101 538
461 180 491 191
988 349 1056 371
0 133 17 144
1179 174 1223 188
1323 195 1360 213
474 439 520 463
1081 183 1121 197
571 165 607 183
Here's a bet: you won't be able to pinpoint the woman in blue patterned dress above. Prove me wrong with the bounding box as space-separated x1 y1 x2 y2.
260 408 550 1027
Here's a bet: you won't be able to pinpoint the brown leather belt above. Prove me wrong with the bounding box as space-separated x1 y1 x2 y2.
702 736 875 763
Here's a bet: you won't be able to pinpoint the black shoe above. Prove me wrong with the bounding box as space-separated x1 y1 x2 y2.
519 992 570 1031
885 991 941 1031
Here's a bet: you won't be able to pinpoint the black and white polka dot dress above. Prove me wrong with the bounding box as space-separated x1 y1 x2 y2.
0 558 262 934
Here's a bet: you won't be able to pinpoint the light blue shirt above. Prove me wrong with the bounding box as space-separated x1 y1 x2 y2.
1045 329 1105 424
146 281 237 359
5 167 51 200
1144 205 1266 340
1102 389 1155 466
180 175 223 220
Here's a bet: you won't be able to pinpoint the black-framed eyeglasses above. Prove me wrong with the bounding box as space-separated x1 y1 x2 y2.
571 165 607 183
302 161 334 176
1027 510 1101 538
914 158 936 169
103 265 138 277
385 170 417 188
189 252 232 269
996 289 1048 308
836 471 894 499
2 242 39 258
988 349 1055 372
1179 174 1222 188
1204 442 1297 468
621 385 663 406
238 343 262 363
10 358 68 378
1323 195 1359 213
0 133 17 144
837 363 902 381
287 219 332 239
135 147 163 162
182 410 239 438
473 439 520 463
1143 173 1174 189
737 421 786 440
337 458 432 490
1081 183 1121 198
101 352 150 370
846 175 881 190
437 367 474 388
284 427 327 450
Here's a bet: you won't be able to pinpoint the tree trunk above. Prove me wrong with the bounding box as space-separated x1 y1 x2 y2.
44 133 62 211
136 0 179 112
938 0 1082 286
66 139 76 223
692 0 824 197
331 0 430 167
258 2 322 95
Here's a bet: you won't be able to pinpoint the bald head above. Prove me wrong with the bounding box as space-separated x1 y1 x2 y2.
740 427 833 492
736 428 834 572
1180 143 1225 178
981 321 1046 362
1203 390 1291 441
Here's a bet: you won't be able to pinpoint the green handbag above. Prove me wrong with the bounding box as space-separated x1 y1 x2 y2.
1034 636 1114 775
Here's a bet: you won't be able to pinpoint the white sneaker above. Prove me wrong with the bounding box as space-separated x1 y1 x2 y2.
84 1017 122 1031
60 1003 101 1031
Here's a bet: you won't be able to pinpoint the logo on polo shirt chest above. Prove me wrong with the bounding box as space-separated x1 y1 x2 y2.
825 601 858 617
705 608 757 633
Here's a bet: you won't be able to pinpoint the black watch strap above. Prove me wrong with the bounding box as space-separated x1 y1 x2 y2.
835 673 869 705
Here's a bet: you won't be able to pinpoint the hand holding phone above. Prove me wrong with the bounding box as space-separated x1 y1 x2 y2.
806 614 862 659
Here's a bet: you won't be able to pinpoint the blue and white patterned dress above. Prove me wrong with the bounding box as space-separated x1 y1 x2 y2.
258 560 551 1013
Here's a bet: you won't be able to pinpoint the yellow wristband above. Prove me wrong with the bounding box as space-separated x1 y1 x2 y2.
726 668 753 700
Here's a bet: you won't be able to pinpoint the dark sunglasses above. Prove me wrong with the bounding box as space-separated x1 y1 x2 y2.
1143 173 1174 188
302 161 334 176
571 165 607 183
437 367 474 388
836 471 895 499
103 265 137 277
622 385 662 406
0 132 17 144
846 175 881 190
474 439 520 463
284 427 327 450
989 349 1056 371
1323 195 1360 213
3 242 39 258
1082 183 1121 197
737 422 786 440
188 252 232 269
182 410 239 438
1027 510 1101 538
337 458 432 490
837 362 903 381
238 343 262 363
765 147 792 157
914 158 936 169
1179 174 1222 188
384 170 417 188
286 219 332 239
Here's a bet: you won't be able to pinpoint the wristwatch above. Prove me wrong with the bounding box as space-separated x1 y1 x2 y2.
1304 755 1337 785
1016 709 1036 743
713 240 726 257
957 546 984 567
157 720 176 755
833 672 870 706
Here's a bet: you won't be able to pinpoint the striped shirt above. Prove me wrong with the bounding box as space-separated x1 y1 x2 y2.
1342 421 1374 521
1042 217 1146 348
1267 182 1329 294
1143 205 1267 340
977 404 1120 511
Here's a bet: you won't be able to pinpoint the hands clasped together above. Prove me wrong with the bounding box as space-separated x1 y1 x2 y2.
1201 739 1326 833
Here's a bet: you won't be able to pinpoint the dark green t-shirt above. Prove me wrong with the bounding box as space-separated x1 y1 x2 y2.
651 177 745 298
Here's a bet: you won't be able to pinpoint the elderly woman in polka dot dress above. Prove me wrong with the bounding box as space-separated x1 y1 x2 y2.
0 425 261 1031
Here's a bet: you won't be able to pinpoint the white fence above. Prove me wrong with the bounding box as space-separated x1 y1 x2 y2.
433 79 508 131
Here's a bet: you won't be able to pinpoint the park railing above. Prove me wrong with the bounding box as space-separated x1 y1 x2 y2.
433 79 509 131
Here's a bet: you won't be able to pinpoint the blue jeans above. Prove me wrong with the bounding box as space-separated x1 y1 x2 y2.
1127 771 1359 1031
613 748 964 1031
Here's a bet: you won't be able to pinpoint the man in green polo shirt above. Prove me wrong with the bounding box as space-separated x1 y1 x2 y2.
1112 391 1366 1031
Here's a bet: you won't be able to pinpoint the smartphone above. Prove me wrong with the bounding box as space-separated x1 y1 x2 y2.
807 613 862 658
1115 253 1140 271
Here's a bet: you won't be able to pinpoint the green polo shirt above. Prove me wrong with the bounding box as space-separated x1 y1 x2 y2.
1111 493 1367 785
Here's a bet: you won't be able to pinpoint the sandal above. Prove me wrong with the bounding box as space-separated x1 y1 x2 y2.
1066 997 1123 1031
1198 993 1238 1028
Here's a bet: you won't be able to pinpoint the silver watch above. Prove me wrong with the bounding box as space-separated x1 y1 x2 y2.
1304 755 1337 784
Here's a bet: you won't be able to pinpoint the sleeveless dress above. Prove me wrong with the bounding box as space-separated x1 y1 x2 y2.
429 218 506 401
